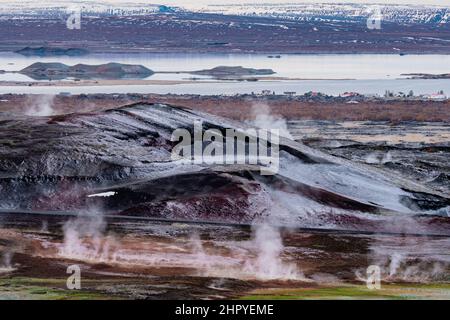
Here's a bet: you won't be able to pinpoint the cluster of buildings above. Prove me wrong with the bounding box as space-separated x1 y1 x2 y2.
421 92 447 101
384 90 447 101
254 90 448 101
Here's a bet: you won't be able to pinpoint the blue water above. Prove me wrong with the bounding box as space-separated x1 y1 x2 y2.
0 52 448 95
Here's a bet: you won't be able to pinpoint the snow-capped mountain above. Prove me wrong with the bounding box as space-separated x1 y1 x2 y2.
0 1 181 17
0 1 447 25
193 3 449 25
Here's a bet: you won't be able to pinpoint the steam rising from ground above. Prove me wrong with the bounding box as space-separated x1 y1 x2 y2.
59 209 117 263
251 103 293 139
242 224 302 280
24 95 55 116
367 236 450 283
55 210 447 283
0 251 15 273
184 224 305 281
57 213 304 281
10 215 449 285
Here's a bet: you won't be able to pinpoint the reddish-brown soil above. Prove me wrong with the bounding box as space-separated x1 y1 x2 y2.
1 93 449 122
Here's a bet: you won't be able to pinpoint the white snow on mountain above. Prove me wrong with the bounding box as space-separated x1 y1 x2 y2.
0 1 447 25
193 3 449 24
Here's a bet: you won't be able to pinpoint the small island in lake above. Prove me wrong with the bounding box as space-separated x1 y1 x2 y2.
15 47 89 57
19 62 154 80
189 66 275 79
401 73 450 79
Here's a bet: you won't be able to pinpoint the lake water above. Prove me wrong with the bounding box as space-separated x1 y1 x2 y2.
0 52 449 95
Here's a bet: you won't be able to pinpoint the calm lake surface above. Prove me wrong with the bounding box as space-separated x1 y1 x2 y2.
0 53 449 95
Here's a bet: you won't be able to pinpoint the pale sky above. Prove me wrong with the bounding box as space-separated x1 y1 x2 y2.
161 0 450 7
0 0 449 7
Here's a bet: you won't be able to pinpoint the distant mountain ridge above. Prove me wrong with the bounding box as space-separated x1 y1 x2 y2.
196 3 450 25
0 2 448 25
0 2 448 54
0 2 181 17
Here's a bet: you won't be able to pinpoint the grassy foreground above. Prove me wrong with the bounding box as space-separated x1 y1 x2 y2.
240 283 450 300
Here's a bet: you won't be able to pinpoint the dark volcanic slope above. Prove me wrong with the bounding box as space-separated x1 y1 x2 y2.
0 12 449 54
0 103 449 234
